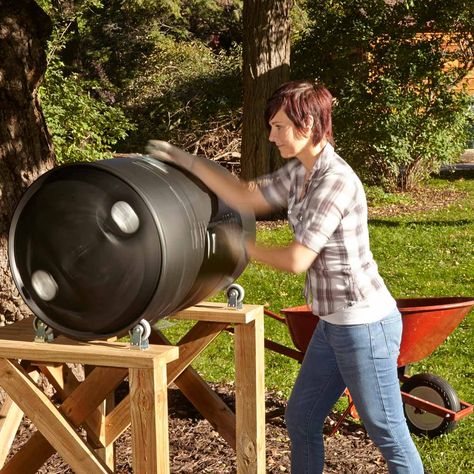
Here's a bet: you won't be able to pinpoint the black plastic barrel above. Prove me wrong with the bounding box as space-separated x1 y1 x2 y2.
8 155 255 340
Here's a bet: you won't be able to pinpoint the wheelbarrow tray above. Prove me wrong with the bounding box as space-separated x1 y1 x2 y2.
279 296 474 367
266 296 474 436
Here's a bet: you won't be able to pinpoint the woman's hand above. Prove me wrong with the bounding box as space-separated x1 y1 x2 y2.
146 140 195 170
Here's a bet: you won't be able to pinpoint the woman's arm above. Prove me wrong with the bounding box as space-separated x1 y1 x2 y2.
246 240 318 274
147 140 272 216
147 141 316 273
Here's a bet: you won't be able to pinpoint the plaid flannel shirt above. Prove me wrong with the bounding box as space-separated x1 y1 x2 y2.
259 143 387 317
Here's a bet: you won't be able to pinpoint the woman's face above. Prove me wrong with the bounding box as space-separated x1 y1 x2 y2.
268 108 312 159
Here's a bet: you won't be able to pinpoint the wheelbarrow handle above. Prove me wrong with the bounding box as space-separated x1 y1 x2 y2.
264 308 287 324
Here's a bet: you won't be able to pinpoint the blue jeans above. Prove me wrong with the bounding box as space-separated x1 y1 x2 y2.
285 308 424 474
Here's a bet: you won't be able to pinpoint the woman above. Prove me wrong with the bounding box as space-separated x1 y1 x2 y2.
147 80 425 474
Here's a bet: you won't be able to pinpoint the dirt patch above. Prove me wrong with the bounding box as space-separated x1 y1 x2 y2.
4 382 387 473
460 149 474 163
368 186 467 219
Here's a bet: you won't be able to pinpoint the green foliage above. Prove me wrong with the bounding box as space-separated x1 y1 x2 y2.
121 34 242 152
69 0 185 85
39 0 244 155
292 0 474 190
37 0 135 164
35 0 310 161
40 58 133 164
290 0 312 43
176 0 243 44
37 0 474 177
364 185 414 207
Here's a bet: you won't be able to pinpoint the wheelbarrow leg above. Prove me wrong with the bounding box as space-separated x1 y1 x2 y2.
329 400 355 436
329 389 359 436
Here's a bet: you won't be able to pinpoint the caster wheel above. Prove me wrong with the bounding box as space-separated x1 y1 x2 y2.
401 373 460 438
226 284 245 308
33 317 54 335
132 319 152 340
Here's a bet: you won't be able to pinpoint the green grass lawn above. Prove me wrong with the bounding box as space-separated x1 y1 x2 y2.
162 172 474 473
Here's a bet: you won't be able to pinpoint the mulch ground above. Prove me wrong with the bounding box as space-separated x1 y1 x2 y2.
3 381 387 473
368 186 468 219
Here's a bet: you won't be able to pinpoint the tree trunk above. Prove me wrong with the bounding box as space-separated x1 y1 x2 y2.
240 0 291 180
0 0 54 324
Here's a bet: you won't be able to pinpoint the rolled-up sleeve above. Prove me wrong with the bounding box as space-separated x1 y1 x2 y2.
258 161 296 210
298 173 357 254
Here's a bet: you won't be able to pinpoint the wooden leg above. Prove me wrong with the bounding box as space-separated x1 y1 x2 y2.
2 365 127 473
93 392 116 469
103 395 132 447
151 326 237 447
234 309 266 474
42 363 106 450
0 395 24 468
129 359 169 474
0 358 112 474
105 364 237 450
85 366 116 469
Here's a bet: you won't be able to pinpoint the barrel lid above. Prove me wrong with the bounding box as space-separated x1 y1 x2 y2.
9 165 161 340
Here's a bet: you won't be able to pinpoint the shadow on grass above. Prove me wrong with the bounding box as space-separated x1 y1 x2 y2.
436 168 474 181
369 219 473 227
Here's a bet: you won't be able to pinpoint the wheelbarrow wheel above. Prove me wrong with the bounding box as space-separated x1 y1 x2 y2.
401 373 460 438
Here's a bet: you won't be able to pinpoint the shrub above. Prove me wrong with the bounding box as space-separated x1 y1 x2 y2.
293 0 474 190
40 58 133 164
119 34 243 156
38 0 135 164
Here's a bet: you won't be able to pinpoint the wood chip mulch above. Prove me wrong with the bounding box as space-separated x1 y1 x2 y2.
4 382 387 473
367 187 468 219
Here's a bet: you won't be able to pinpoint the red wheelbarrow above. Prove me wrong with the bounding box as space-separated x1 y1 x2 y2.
263 296 474 438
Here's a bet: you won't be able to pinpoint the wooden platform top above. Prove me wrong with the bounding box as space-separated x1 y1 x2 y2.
0 318 179 369
170 302 263 324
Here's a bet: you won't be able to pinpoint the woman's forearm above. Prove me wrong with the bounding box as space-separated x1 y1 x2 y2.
192 156 270 215
146 140 271 216
246 240 318 274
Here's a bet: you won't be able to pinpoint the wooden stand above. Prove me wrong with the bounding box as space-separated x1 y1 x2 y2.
0 319 179 473
0 302 265 473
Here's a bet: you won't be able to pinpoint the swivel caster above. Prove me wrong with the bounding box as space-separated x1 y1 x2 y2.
129 319 152 350
33 317 54 343
226 284 245 310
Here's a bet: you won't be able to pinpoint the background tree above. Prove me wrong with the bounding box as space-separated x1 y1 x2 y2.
0 0 55 323
293 0 474 190
240 0 292 180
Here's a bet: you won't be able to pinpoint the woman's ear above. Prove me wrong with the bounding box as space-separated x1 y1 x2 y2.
304 116 314 136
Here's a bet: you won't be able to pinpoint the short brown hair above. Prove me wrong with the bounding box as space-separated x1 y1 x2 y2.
264 80 334 145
